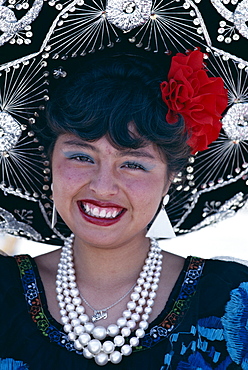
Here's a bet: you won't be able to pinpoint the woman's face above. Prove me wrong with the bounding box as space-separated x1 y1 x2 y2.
52 133 170 248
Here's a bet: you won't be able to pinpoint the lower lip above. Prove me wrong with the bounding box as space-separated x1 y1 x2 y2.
77 203 126 227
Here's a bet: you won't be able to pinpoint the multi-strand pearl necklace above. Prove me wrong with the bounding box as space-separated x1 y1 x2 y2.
56 235 163 366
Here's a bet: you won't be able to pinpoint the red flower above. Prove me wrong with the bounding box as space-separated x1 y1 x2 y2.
160 50 228 154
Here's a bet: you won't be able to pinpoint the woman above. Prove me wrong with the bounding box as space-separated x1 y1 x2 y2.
0 50 248 369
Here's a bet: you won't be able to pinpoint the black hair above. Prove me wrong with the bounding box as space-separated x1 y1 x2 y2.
45 54 190 177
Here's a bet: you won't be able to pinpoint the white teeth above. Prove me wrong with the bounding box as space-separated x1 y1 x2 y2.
100 209 106 217
82 203 122 219
92 207 100 217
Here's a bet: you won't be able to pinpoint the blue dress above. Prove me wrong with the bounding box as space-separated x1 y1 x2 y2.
0 254 248 369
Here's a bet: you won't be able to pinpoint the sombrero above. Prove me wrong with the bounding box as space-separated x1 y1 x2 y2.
0 0 247 245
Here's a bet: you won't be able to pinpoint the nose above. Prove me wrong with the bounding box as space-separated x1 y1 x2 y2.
89 166 118 197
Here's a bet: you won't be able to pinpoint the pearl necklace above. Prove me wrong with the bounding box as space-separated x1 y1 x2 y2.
56 235 163 366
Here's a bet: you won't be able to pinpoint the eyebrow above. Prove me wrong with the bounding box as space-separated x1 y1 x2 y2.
63 139 156 160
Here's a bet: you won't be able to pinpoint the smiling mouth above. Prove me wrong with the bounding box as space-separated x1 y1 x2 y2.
79 201 125 220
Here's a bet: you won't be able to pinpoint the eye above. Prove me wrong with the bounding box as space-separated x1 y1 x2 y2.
121 162 147 171
70 154 94 163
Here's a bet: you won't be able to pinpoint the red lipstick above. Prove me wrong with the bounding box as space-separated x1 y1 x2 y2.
77 200 126 227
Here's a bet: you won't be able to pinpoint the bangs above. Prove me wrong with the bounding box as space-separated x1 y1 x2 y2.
47 66 164 150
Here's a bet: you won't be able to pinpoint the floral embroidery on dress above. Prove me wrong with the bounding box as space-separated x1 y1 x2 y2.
0 358 29 369
222 282 248 369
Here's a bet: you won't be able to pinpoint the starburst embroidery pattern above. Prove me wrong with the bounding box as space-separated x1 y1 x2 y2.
46 0 212 58
0 57 50 200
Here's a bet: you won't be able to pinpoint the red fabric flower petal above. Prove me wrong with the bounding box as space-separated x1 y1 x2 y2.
160 50 228 154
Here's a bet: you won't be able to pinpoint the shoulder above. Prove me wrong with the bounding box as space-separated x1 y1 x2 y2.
202 257 248 286
0 254 33 293
193 257 248 317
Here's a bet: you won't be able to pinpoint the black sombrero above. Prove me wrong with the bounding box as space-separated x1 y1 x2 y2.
0 0 247 245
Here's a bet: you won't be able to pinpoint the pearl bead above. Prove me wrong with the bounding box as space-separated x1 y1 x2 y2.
68 311 78 320
58 302 66 309
151 283 158 291
57 294 63 302
63 289 70 296
127 301 136 310
74 339 83 350
92 326 107 340
64 296 72 304
142 313 149 321
140 271 147 278
70 288 79 297
121 344 132 356
84 322 94 334
130 292 140 301
123 310 131 318
147 299 154 307
126 320 136 329
107 324 119 337
71 318 81 327
66 303 75 312
121 327 131 337
144 306 152 314
76 306 85 314
134 286 142 293
139 320 149 330
95 352 109 366
56 286 63 294
149 291 156 299
60 309 67 316
110 351 122 364
69 281 77 289
83 347 94 359
135 305 143 314
87 339 102 354
102 340 115 354
141 290 148 298
74 325 85 336
131 313 140 322
130 336 139 347
72 296 81 306
117 317 127 328
65 303 75 312
64 323 72 333
61 316 70 324
114 335 125 346
137 277 145 285
136 328 145 338
79 314 89 324
143 282 151 290
68 332 76 341
79 333 91 346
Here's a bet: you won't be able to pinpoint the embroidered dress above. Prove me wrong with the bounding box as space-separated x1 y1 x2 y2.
0 254 248 369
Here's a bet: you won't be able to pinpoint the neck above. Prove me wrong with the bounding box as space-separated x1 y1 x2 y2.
73 235 151 291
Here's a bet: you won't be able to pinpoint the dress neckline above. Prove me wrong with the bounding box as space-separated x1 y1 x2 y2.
14 254 205 353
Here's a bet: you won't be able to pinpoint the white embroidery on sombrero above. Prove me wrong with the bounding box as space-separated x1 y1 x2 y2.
222 103 248 141
211 0 248 40
0 0 44 46
105 0 152 32
0 207 42 240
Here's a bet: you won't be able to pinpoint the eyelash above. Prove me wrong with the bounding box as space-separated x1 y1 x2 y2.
122 162 147 171
70 155 94 163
